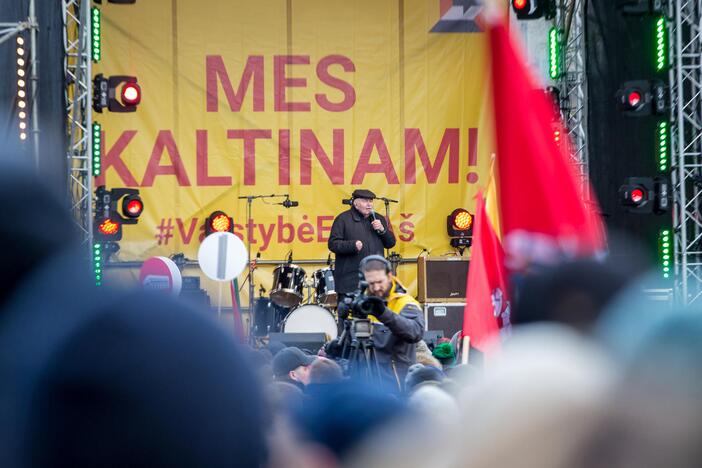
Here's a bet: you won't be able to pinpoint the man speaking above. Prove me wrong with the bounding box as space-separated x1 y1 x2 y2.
328 189 396 295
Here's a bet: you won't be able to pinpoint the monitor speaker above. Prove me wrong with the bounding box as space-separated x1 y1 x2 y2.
417 257 469 302
268 332 327 354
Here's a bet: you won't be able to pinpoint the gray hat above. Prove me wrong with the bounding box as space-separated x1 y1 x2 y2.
272 347 316 378
351 189 376 200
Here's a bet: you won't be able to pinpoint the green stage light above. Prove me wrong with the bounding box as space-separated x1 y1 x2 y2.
548 27 560 79
655 16 666 72
657 121 669 172
659 229 672 279
91 7 101 62
92 122 102 176
93 242 103 286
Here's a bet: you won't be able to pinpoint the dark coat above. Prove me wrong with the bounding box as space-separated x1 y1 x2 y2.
328 207 396 294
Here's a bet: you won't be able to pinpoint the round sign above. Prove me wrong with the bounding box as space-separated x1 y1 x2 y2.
197 232 248 282
139 256 182 296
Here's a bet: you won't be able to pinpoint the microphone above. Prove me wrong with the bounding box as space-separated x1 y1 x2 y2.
282 198 299 208
342 198 352 205
326 253 332 266
287 251 293 264
370 209 383 233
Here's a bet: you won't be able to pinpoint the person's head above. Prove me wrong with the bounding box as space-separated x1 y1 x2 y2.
309 357 344 385
360 255 394 298
16 292 268 467
351 189 376 217
272 347 316 386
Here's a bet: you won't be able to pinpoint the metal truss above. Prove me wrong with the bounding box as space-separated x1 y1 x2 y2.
63 0 93 253
555 0 590 199
670 0 702 305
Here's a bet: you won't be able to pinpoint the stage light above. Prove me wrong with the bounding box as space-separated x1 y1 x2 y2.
17 69 25 77
18 79 25 87
19 133 27 140
512 0 555 20
205 210 234 236
619 176 669 214
657 121 669 172
548 27 560 79
659 229 671 279
122 194 143 218
93 74 142 113
120 82 141 106
16 47 24 56
91 7 101 62
18 111 26 119
447 208 473 251
98 218 120 236
17 100 25 109
93 242 103 286
92 122 102 176
94 186 143 242
655 16 666 71
616 0 665 15
617 80 666 116
19 122 26 130
16 36 24 46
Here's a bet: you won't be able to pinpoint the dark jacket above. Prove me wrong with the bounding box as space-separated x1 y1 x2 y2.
371 280 425 391
328 207 396 294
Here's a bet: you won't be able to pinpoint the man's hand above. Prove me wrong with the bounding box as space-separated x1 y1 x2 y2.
355 240 363 251
371 219 384 233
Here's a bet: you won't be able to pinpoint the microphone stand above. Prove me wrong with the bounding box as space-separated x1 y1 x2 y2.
376 196 398 257
238 194 290 320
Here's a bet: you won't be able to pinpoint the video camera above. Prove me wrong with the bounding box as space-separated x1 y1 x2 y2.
337 281 386 319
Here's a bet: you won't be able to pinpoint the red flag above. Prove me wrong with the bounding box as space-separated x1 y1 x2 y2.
488 20 605 270
462 191 509 352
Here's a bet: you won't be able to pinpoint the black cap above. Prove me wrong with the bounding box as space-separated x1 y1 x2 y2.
272 347 316 378
351 189 376 200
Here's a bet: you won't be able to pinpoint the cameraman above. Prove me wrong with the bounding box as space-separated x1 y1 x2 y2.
355 255 425 390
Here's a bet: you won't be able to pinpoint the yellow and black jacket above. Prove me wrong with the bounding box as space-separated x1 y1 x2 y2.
370 279 424 391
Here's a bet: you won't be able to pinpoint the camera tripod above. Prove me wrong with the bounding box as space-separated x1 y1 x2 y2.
336 317 383 385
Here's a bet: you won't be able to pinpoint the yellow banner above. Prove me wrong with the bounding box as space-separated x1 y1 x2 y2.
98 0 495 304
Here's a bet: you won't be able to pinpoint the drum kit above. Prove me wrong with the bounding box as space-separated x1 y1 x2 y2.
251 262 339 340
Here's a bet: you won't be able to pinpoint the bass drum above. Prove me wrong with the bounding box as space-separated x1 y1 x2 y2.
270 264 306 308
282 305 338 341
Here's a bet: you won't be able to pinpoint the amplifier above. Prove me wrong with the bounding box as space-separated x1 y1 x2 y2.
424 303 465 339
417 256 469 302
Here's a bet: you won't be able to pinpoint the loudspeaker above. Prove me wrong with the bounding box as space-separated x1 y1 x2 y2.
424 303 465 339
268 332 327 354
417 257 469 302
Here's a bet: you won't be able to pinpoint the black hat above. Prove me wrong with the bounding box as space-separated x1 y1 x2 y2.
351 189 376 200
272 347 316 378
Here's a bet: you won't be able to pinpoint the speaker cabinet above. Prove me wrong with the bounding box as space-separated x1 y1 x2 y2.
424 303 465 339
417 256 469 302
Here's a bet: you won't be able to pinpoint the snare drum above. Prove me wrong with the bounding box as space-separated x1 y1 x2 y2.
270 264 306 308
281 304 338 340
313 268 337 307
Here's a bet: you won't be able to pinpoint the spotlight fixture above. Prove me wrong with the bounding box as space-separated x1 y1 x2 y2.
93 74 142 113
447 208 474 251
93 186 144 242
205 210 234 236
15 35 28 143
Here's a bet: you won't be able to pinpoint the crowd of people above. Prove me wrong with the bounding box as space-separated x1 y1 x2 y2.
1 162 699 468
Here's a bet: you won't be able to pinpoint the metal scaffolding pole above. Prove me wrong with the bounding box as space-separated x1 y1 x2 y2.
556 0 590 199
670 0 702 305
63 0 93 254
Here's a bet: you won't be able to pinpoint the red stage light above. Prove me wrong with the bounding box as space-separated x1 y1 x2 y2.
513 0 527 9
210 213 232 232
627 90 642 108
121 82 141 106
631 188 645 204
98 218 120 236
126 199 143 217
